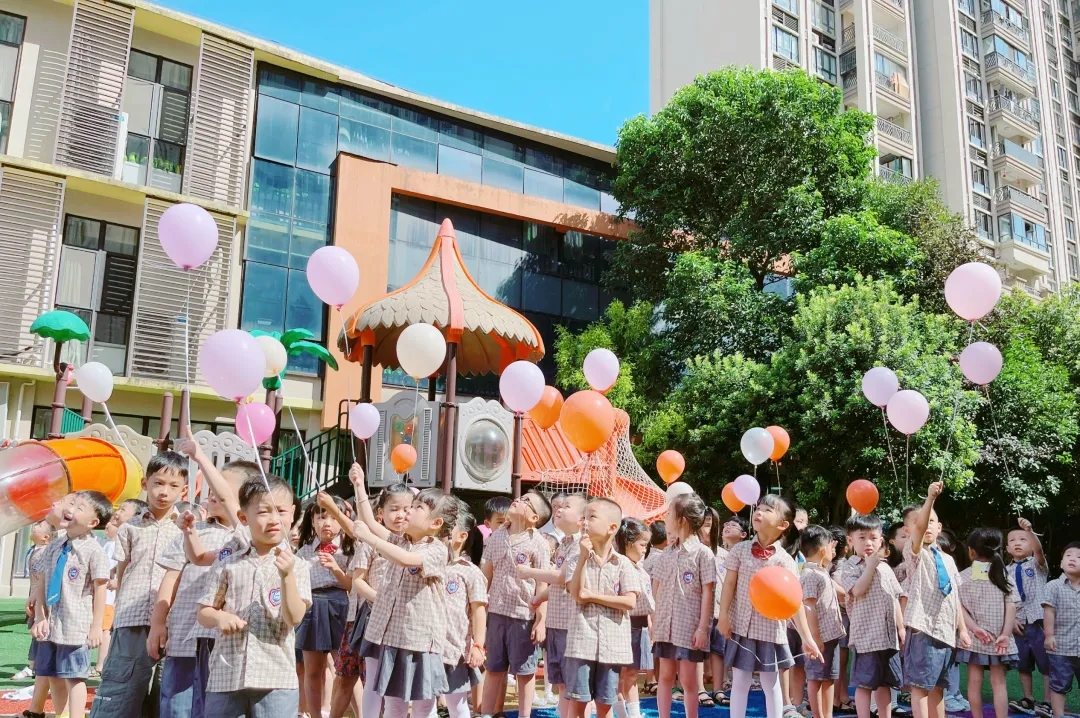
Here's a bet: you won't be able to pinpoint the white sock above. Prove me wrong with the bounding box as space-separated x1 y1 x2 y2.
627 700 642 718
614 699 628 718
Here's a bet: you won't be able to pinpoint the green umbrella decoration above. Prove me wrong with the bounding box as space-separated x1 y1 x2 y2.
250 329 338 391
30 310 91 374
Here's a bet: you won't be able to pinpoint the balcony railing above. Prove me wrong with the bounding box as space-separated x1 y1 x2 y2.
876 116 913 144
875 71 910 99
988 95 1040 128
843 71 858 90
993 138 1044 169
878 165 913 184
842 24 855 45
873 25 908 54
878 0 904 12
981 10 1031 45
996 185 1047 214
985 52 1037 85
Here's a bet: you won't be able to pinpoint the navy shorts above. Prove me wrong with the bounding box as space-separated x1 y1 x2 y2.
806 639 841 682
902 631 954 691
851 649 903 691
562 658 621 705
1017 621 1050 674
1048 654 1080 695
35 641 90 679
486 613 538 675
788 627 805 667
546 628 568 685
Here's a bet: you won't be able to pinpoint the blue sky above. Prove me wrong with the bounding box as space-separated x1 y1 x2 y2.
155 0 648 146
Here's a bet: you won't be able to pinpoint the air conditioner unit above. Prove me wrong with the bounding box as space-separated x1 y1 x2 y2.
365 394 439 489
453 397 514 494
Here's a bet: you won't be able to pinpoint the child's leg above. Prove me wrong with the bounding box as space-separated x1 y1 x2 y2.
927 688 945 718
620 667 641 717
855 687 873 718
516 672 537 718
66 678 87 718
967 665 984 718
711 655 726 695
1049 690 1066 718
988 665 1008 718
781 667 791 706
323 653 336 716
159 656 197 718
677 660 701 718
836 650 850 708
411 697 438 718
89 627 160 718
808 680 824 718
596 700 615 718
446 691 472 718
480 670 506 715
29 674 50 714
909 687 929 718
874 687 892 718
729 668 754 718
821 679 835 718
760 670 785 718
329 676 359 718
50 677 69 716
656 658 678 718
302 650 326 717
362 658 383 718
792 664 806 708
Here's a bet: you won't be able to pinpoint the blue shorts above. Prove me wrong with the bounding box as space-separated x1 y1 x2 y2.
806 639 841 682
562 658 621 705
205 689 299 718
486 613 538 675
851 649 903 691
35 641 90 679
1048 654 1080 695
546 628 568 685
1017 621 1050 674
902 630 954 691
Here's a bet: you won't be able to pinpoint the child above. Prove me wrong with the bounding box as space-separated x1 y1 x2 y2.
197 476 312 715
718 494 822 718
722 516 749 550
700 506 725 708
1007 518 1051 718
956 527 1019 718
652 492 716 718
800 525 845 718
899 482 970 718
15 520 55 681
617 517 654 718
839 514 905 718
94 501 144 678
1041 541 1080 718
642 520 668 577
794 508 809 532
443 506 488 718
31 491 113 718
349 464 460 718
829 524 854 715
89 451 188 718
564 498 642 718
478 496 511 544
480 490 552 718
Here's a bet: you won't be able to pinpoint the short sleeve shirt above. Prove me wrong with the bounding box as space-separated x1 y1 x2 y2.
40 533 110 645
642 547 665 577
296 538 349 591
363 535 448 654
630 557 655 618
956 565 1020 655
113 509 183 629
157 521 232 656
27 545 46 595
902 543 961 646
199 546 312 692
801 563 845 643
713 547 729 619
839 557 904 653
547 533 581 631
1010 556 1049 625
1041 576 1080 656
481 527 550 620
564 549 642 665
31 532 65 575
442 556 488 664
651 536 717 649
725 540 798 644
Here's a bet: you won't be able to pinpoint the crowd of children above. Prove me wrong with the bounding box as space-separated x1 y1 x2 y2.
16 453 1080 718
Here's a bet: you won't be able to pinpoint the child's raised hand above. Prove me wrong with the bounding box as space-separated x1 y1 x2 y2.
179 510 197 534
217 612 248 635
316 491 335 512
30 619 48 641
1018 517 1034 533
349 463 366 491
579 534 593 556
274 546 296 577
927 481 943 499
353 520 374 544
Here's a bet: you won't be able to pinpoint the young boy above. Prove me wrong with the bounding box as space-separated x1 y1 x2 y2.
480 490 552 718
1042 541 1080 718
1008 518 1052 718
478 496 511 544
721 516 748 550
800 526 845 718
14 520 55 681
899 482 969 718
839 513 905 718
89 451 188 718
197 476 312 716
31 491 113 718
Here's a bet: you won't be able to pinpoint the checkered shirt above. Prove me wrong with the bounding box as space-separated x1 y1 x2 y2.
199 545 312 692
643 547 665 577
39 533 109 645
156 521 232 656
30 532 65 575
547 532 581 630
831 557 849 615
27 544 47 596
651 536 717 649
902 543 961 646
956 566 1020 655
1042 576 1080 656
564 549 643 664
442 555 488 664
1010 556 1049 626
801 563 845 643
481 526 550 620
363 534 448 653
724 540 797 643
296 537 349 590
713 546 729 619
838 557 904 653
113 509 183 629
630 556 655 617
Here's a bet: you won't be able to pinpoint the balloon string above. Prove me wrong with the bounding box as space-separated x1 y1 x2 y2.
101 403 132 456
938 321 974 483
240 401 272 494
881 407 900 486
338 308 357 464
774 461 781 496
983 385 1016 496
728 636 809 671
904 434 910 502
183 275 194 501
287 404 312 495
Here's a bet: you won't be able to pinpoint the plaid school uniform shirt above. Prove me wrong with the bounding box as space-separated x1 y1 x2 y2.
30 532 66 575
801 563 845 643
725 539 798 643
40 533 110 645
652 536 717 649
564 549 643 665
713 546 729 619
1041 575 1080 656
363 534 449 653
199 545 313 692
956 565 1020 655
838 557 905 652
113 508 182 629
1010 555 1048 626
296 537 348 590
643 547 665 578
27 544 47 597
547 533 581 631
442 555 488 664
902 542 961 646
482 526 551 620
157 521 233 656
630 557 655 617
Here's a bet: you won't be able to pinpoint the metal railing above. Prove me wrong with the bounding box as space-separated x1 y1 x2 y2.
996 185 1048 214
985 52 1037 85
843 71 858 90
842 24 855 45
875 71 910 98
876 116 913 144
874 25 907 54
878 0 904 12
61 409 86 435
988 95 1040 128
993 138 1044 169
981 10 1031 45
878 165 913 184
269 425 354 500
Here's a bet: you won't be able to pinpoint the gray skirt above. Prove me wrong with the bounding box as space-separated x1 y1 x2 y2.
632 627 654 670
359 640 449 700
652 640 707 663
444 659 482 695
955 650 1018 667
724 633 795 672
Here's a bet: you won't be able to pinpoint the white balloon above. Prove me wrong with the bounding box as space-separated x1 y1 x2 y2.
862 366 900 408
666 481 694 502
397 324 447 379
256 335 288 377
732 474 761 506
583 348 620 392
74 362 115 404
499 361 546 413
740 427 775 466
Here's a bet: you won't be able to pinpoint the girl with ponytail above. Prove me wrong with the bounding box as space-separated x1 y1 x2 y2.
956 527 1019 718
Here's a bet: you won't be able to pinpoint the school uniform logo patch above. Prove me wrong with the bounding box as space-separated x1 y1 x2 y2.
1025 568 1035 577
66 567 79 581
515 552 528 565
682 571 694 584
556 556 565 567
219 548 232 560
614 582 621 594
268 588 282 607
447 580 460 594
408 567 420 575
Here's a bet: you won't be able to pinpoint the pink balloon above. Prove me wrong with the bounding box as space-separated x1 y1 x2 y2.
198 329 266 401
959 342 1003 385
944 262 1002 321
236 401 275 446
499 360 546 413
732 474 761 506
583 348 620 392
158 203 219 270
862 366 899 408
349 402 381 440
886 389 930 435
307 246 359 308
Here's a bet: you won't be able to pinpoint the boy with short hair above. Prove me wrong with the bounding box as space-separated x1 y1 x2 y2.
1041 541 1080 718
800 526 845 718
564 497 641 718
479 496 512 544
1008 518 1052 718
89 451 188 718
14 520 55 681
481 490 552 718
31 491 113 718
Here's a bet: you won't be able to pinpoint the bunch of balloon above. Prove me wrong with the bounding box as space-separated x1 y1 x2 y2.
560 349 620 496
392 324 447 480
735 427 773 508
657 450 692 503
862 364 929 499
499 361 546 497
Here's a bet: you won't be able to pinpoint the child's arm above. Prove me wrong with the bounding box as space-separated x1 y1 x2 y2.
995 600 1017 654
1018 518 1046 570
30 574 48 640
956 600 971 649
274 547 309 627
176 428 240 527
909 481 943 556
88 578 107 648
197 565 247 633
316 492 356 539
358 528 423 568
482 559 494 586
352 567 377 604
716 568 738 637
893 596 905 646
147 569 181 660
318 552 353 590
1043 605 1057 651
349 464 392 542
693 582 714 650
580 587 637 612
803 597 824 650
850 557 881 598
516 564 566 585
962 604 989 644
467 602 489 668
178 512 217 567
567 535 591 602
832 579 847 603
792 605 823 661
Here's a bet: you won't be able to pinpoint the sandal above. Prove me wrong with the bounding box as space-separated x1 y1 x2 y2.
672 687 685 702
642 681 658 695
713 691 728 706
87 667 101 679
698 691 716 708
836 698 857 713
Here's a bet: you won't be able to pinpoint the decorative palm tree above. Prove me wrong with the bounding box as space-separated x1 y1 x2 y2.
250 328 338 391
30 310 91 438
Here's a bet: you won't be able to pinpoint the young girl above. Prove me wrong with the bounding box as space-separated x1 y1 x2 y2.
651 492 716 718
956 528 1018 718
443 506 487 718
717 494 822 718
296 495 355 717
617 517 654 718
700 507 726 708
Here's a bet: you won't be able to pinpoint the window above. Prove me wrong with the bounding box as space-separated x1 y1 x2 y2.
813 2 835 35
972 164 990 195
965 74 983 102
774 0 799 14
960 29 980 58
983 35 1031 70
55 216 139 375
773 26 800 62
974 210 993 240
1066 218 1075 240
958 0 976 16
882 155 913 178
1052 79 1062 100
998 212 1048 250
0 11 26 154
989 0 1025 27
1059 146 1070 165
968 119 986 148
121 50 192 192
1068 241 1079 279
814 48 838 83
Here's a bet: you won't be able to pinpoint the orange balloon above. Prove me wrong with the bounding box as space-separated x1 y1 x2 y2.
559 390 616 453
722 483 745 513
656 450 685 485
766 426 790 462
529 386 564 430
749 565 804 620
391 443 417 474
846 479 880 515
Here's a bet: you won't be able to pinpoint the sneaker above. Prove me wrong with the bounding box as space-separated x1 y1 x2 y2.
894 705 912 716
783 706 803 718
1034 702 1053 718
943 696 967 713
11 666 33 680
